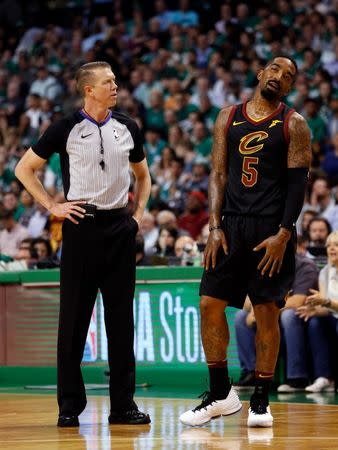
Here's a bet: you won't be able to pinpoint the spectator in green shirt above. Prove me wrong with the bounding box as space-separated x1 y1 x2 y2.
303 98 327 163
3 191 24 221
144 128 167 168
145 90 166 131
191 121 213 157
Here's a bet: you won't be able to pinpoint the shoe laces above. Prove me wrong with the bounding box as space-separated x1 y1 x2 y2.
250 395 268 415
193 391 216 412
124 409 143 417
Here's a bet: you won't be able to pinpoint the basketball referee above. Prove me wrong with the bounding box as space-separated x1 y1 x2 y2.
15 61 152 427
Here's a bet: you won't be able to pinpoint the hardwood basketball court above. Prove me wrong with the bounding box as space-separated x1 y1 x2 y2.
1 393 338 449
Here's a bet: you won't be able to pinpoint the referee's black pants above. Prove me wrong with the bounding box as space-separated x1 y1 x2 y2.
57 208 138 416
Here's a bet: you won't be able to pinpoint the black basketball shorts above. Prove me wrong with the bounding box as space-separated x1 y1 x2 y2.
199 215 296 309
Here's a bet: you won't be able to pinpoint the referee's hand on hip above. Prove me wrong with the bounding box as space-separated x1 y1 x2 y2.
49 201 87 224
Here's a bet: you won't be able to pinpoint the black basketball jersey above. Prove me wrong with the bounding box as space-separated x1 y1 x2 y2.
223 102 295 219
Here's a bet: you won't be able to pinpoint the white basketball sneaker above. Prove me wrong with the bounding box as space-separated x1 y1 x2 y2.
179 387 242 426
305 377 334 393
247 396 273 428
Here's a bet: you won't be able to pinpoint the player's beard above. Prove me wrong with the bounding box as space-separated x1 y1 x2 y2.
261 86 279 101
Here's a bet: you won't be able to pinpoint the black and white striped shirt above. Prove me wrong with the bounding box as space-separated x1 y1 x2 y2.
32 110 145 209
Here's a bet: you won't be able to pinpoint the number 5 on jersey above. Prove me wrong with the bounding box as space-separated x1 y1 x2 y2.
242 156 259 187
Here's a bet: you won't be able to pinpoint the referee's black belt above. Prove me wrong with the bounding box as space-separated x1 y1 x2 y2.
82 204 127 218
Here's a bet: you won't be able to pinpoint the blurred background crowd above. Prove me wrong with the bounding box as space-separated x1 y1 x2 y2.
0 0 336 269
0 0 337 395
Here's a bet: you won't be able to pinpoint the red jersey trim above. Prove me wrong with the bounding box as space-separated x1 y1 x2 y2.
242 102 284 125
283 108 295 144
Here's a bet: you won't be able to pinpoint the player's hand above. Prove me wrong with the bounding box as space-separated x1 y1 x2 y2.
49 201 86 224
203 229 228 271
254 231 289 277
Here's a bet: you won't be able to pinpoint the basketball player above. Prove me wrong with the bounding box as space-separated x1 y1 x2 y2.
180 56 311 428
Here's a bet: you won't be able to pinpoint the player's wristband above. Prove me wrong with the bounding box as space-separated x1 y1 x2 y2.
209 225 222 232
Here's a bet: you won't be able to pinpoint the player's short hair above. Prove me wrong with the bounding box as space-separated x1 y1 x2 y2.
75 61 111 97
265 55 298 77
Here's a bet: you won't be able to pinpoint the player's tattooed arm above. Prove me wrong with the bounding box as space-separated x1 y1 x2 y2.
287 112 312 168
254 112 312 277
208 107 232 228
204 107 233 270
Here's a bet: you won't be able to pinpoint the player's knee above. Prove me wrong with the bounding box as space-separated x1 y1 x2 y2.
255 303 280 329
255 302 280 316
199 296 225 318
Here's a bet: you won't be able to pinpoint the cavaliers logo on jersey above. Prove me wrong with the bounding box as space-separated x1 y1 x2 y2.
239 131 269 155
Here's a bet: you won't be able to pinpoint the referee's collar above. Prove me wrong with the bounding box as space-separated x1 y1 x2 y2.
79 109 112 127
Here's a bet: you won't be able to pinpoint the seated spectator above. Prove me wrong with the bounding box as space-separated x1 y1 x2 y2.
303 98 327 163
0 208 30 258
135 233 152 266
144 127 167 168
148 184 169 216
234 253 319 391
152 225 178 258
156 209 181 230
15 240 34 263
171 0 199 28
0 152 15 192
304 176 335 218
178 190 209 239
182 157 209 194
297 208 317 240
18 189 36 227
145 90 165 131
24 93 43 132
160 156 185 213
32 237 52 260
321 133 338 184
297 230 338 393
174 235 200 266
325 188 338 232
27 202 50 238
139 211 159 255
16 237 33 253
190 121 212 157
151 146 176 185
3 191 24 221
29 66 62 102
306 217 332 268
31 237 59 269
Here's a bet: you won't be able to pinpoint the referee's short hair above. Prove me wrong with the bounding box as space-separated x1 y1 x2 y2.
75 61 111 97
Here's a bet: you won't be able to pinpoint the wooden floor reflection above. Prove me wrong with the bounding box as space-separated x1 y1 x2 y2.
1 393 338 449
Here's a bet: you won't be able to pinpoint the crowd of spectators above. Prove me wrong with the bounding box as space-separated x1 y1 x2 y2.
0 0 336 269
0 0 337 395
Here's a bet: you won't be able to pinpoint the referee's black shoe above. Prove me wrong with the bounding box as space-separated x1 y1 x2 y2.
57 415 79 427
108 408 151 425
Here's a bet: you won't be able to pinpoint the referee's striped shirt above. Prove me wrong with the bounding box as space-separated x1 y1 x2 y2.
32 110 145 209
